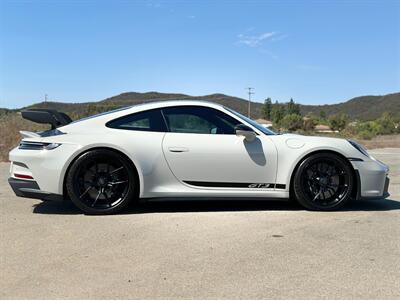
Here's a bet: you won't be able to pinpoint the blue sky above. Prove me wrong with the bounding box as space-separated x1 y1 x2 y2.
0 0 399 108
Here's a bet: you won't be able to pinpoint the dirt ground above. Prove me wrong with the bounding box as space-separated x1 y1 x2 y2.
356 134 400 149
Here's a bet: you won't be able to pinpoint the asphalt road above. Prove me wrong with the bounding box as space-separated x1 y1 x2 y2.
1 148 399 299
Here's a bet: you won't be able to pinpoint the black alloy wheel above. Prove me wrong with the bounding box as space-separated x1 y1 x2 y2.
66 149 137 214
293 153 354 211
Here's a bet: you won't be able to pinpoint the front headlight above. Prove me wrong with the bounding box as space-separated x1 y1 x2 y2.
348 140 369 157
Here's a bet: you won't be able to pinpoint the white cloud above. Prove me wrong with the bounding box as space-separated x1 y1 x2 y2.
237 31 277 47
271 34 288 42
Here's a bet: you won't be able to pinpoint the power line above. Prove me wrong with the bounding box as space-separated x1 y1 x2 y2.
246 87 254 118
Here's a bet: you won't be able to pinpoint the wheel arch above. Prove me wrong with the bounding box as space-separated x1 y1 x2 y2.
62 146 141 200
288 149 358 200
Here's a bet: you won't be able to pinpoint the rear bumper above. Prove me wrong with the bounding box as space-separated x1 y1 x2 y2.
8 177 64 202
9 142 81 195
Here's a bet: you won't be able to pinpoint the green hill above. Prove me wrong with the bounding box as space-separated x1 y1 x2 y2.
23 92 263 120
300 93 400 120
20 91 399 121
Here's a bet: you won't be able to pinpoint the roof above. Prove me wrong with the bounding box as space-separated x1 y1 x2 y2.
124 99 225 112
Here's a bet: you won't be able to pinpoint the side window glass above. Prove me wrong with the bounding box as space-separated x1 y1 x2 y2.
120 116 150 130
165 113 214 134
107 109 166 132
213 112 241 134
162 106 241 134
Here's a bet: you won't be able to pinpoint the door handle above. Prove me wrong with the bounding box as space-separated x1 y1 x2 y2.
168 147 189 153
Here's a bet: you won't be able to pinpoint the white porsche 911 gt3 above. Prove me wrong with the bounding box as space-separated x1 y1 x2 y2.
8 100 390 214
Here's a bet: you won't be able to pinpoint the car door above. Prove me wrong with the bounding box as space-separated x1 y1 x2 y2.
161 106 278 189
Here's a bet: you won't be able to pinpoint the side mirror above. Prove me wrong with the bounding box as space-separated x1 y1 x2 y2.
235 124 256 142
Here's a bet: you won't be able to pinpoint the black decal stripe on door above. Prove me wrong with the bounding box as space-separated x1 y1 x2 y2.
183 181 286 189
275 184 286 189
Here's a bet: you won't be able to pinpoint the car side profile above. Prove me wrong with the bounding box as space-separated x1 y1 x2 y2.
8 100 390 214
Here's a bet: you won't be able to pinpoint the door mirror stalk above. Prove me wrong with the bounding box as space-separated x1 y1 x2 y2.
235 125 256 142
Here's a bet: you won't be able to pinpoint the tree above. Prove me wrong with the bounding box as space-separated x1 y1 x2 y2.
319 110 326 119
328 114 349 131
287 98 301 115
262 98 272 120
281 114 304 131
271 101 286 126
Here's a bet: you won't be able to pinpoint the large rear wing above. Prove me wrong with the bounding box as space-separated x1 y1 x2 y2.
21 109 72 129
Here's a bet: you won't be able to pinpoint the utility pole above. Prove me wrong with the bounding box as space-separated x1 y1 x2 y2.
246 87 254 118
45 94 48 102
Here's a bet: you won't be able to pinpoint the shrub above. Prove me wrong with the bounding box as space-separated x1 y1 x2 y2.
328 114 349 132
355 113 397 137
281 114 304 132
303 118 317 132
357 130 375 140
375 113 396 135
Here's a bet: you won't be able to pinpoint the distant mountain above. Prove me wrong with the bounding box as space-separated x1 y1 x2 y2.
99 92 263 116
3 91 400 121
300 93 400 120
23 92 264 120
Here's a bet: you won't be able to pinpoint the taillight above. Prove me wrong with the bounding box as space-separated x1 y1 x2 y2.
19 141 61 150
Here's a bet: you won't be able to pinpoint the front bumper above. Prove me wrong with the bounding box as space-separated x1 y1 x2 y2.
352 159 390 200
8 177 64 202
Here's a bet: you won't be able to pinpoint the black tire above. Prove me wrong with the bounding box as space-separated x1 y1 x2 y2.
66 149 138 215
293 152 354 211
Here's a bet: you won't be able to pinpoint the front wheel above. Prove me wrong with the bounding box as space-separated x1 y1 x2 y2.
293 153 354 211
66 149 137 215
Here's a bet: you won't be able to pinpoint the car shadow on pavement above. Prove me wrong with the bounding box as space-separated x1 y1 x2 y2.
32 198 400 215
343 198 400 211
32 201 81 215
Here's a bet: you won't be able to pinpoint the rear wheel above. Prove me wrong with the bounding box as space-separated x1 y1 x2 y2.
293 153 354 211
66 149 137 215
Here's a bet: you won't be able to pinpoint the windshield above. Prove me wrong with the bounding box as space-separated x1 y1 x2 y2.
225 107 276 135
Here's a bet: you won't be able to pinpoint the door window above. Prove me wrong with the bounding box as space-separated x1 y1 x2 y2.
162 106 241 134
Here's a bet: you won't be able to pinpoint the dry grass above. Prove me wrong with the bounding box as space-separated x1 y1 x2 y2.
355 134 400 150
299 131 400 150
0 113 46 161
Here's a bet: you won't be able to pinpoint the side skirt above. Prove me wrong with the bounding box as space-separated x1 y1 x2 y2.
141 196 290 203
183 181 286 189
